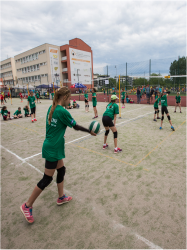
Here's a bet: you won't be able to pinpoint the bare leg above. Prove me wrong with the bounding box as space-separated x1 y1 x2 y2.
56 159 64 197
110 126 117 148
104 126 109 144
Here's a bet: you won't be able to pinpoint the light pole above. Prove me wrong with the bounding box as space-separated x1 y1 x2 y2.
115 65 117 89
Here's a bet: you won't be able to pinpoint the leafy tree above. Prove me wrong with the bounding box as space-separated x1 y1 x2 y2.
133 77 148 87
169 56 186 85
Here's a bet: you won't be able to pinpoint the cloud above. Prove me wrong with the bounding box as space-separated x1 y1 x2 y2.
0 0 186 76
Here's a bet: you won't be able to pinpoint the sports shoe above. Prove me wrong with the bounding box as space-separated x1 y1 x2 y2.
92 116 97 119
171 126 175 131
20 203 34 223
174 111 176 112
57 194 72 205
153 119 157 121
103 144 108 150
31 119 34 123
114 148 122 153
34 118 37 121
180 111 182 113
157 117 161 119
159 127 162 129
95 116 98 118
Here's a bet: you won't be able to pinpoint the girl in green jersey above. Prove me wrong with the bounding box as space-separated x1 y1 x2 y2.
174 92 182 113
20 87 96 224
102 95 122 153
92 88 98 119
84 90 89 112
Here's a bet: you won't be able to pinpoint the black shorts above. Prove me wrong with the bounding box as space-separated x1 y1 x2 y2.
161 106 169 115
85 99 88 103
45 160 58 169
122 99 124 104
154 107 158 110
31 107 36 114
176 102 180 104
93 105 96 107
102 116 114 127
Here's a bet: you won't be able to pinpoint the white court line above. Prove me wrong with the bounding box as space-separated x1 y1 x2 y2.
22 110 153 160
1 144 162 249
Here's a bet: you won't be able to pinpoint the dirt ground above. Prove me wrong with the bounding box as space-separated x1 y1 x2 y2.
1 97 186 249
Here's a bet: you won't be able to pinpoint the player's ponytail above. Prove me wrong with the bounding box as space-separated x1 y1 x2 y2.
48 87 70 125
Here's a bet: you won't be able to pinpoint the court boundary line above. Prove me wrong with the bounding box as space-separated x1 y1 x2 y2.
1 144 162 249
135 119 186 166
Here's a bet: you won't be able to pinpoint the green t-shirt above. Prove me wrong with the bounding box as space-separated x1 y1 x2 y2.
28 96 36 108
23 107 29 115
103 102 119 120
1 109 8 116
104 90 105 93
36 93 40 99
92 93 97 106
160 95 168 107
14 110 21 115
121 91 126 99
84 93 88 99
175 96 181 103
51 93 54 99
42 105 76 161
73 101 76 105
112 91 116 95
154 97 160 108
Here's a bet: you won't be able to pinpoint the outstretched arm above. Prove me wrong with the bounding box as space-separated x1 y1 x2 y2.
73 124 96 136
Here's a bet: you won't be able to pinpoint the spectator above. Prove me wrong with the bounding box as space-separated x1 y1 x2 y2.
146 85 150 104
137 86 141 104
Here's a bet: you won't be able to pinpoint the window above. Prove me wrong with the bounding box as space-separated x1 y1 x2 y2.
35 75 37 80
38 75 40 80
37 64 39 70
45 74 48 77
32 76 34 81
43 50 45 53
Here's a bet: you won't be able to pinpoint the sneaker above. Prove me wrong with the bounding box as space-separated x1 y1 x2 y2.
103 144 108 150
31 119 34 123
20 203 34 223
153 119 157 121
174 111 176 113
95 116 98 118
159 127 162 130
114 148 122 153
57 194 72 205
171 126 175 131
180 111 182 113
157 117 161 119
92 117 96 119
34 118 37 121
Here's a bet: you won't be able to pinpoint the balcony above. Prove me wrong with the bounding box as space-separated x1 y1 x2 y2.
63 79 69 83
61 56 67 61
62 68 68 72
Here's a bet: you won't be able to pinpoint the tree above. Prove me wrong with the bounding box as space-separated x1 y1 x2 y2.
169 56 186 86
133 77 148 87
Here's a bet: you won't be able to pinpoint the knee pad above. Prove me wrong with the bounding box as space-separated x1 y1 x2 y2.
56 166 66 183
105 130 110 136
155 111 157 114
161 116 164 121
167 115 171 121
113 131 117 139
37 173 53 190
88 105 89 108
157 110 159 114
85 104 87 107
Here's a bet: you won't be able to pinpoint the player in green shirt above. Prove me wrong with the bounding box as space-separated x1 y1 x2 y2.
28 92 37 122
92 88 98 119
20 86 96 224
102 95 122 153
174 92 182 113
121 88 126 108
36 92 41 103
23 106 31 117
160 90 175 131
13 107 22 119
51 92 54 100
84 90 89 112
1 106 11 120
153 93 161 121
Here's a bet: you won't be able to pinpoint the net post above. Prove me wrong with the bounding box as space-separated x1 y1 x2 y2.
119 75 121 119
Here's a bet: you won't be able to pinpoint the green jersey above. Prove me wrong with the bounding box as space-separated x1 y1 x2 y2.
103 102 119 120
160 94 168 107
112 91 116 95
42 105 76 161
1 109 8 116
154 97 160 108
51 93 54 99
28 96 36 109
14 110 21 115
92 93 97 106
121 91 126 99
175 95 181 103
84 93 88 99
23 107 29 115
36 93 40 99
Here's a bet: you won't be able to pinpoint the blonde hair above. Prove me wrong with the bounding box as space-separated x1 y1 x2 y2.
48 87 70 125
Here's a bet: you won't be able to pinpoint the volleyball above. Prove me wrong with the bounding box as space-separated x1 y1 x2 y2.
89 121 100 134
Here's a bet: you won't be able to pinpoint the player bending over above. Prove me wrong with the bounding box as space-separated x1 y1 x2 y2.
160 90 175 131
102 95 122 153
20 87 96 224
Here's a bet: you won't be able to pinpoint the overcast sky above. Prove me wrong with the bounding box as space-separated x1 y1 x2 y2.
0 0 186 76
